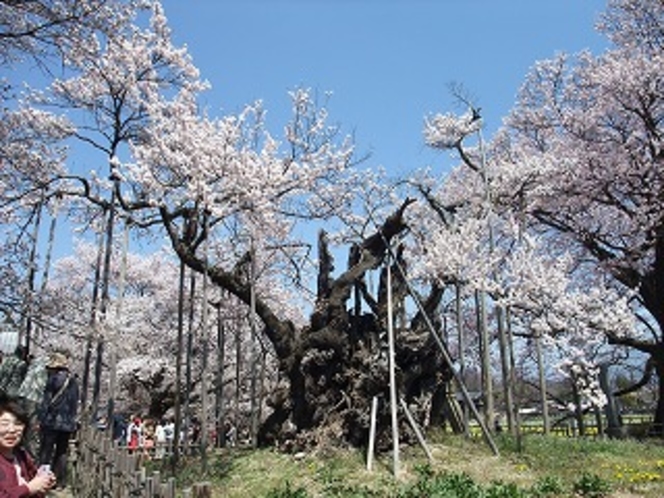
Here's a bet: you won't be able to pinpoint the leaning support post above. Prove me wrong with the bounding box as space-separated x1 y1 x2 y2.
400 398 433 463
383 238 500 456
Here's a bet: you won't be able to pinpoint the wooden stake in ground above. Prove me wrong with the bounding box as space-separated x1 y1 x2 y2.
366 396 378 471
386 258 400 477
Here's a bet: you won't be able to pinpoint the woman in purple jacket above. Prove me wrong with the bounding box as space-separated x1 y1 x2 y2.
0 396 55 497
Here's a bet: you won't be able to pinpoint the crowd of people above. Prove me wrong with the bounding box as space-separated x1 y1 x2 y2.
107 414 178 459
102 413 224 460
0 346 79 497
97 411 239 461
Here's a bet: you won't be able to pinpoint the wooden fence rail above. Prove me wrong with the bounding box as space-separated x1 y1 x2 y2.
70 426 176 498
69 426 212 497
459 414 654 440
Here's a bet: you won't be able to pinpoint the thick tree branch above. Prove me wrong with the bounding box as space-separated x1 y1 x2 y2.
614 357 655 397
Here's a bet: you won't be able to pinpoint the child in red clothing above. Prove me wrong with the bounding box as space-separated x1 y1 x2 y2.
0 396 55 497
126 416 143 452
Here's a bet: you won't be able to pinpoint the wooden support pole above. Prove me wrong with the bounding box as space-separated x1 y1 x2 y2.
386 260 400 477
400 398 433 463
367 396 379 471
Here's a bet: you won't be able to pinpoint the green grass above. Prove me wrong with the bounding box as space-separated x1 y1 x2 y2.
161 434 664 497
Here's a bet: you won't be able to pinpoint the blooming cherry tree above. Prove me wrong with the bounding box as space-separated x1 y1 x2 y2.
3 0 449 450
482 0 664 432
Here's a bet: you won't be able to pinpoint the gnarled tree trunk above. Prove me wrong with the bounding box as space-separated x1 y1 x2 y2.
166 199 455 449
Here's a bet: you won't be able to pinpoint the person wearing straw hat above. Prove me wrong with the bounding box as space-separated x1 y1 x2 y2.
36 352 79 491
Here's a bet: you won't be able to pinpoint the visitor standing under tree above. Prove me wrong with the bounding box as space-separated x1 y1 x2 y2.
0 346 28 398
126 416 143 452
16 355 48 454
37 352 79 491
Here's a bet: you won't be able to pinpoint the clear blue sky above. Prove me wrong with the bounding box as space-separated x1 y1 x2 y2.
5 0 611 266
161 0 609 176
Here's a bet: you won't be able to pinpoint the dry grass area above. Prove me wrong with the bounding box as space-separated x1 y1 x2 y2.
169 433 664 497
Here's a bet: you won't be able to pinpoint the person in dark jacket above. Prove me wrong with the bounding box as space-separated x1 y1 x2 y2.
0 346 28 398
37 352 79 490
0 395 56 497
